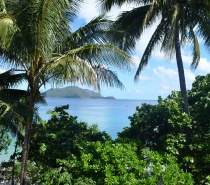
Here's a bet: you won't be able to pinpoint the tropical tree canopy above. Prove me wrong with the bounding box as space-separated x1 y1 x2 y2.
118 73 210 184
0 0 133 184
0 0 132 91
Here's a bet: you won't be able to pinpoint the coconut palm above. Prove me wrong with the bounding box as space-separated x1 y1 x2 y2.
99 0 210 115
0 0 132 184
0 69 46 185
0 69 28 185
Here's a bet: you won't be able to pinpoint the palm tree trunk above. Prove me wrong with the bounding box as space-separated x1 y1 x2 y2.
175 26 190 116
20 96 34 185
12 138 18 185
20 123 31 185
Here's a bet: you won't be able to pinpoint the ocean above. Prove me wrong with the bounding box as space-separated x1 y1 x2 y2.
0 98 157 162
39 98 157 138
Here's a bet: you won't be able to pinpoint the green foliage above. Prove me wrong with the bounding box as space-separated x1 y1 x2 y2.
29 105 111 168
26 105 193 185
77 142 193 185
187 74 210 184
119 92 191 155
118 74 210 184
0 161 38 183
35 141 193 185
0 1 133 181
0 70 27 156
0 125 11 153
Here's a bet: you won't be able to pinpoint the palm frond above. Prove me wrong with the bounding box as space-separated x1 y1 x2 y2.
160 6 178 60
0 89 27 102
0 70 26 89
0 12 17 48
42 41 132 90
143 2 160 28
0 100 25 136
65 44 133 70
93 65 125 91
196 13 210 51
188 28 200 69
46 44 133 81
43 55 97 88
135 18 167 81
112 5 150 52
60 14 115 50
98 0 151 12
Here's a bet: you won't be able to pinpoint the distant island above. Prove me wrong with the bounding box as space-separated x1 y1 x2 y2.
43 86 115 99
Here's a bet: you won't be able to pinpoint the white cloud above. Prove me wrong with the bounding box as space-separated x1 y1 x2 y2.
153 66 177 79
182 53 192 65
78 0 139 23
131 55 140 67
139 75 154 81
153 66 195 96
161 85 170 90
0 68 5 73
197 57 210 73
78 0 99 22
184 69 195 89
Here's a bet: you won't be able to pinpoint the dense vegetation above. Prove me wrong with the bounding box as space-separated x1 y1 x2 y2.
0 0 132 183
1 73 210 184
0 0 210 184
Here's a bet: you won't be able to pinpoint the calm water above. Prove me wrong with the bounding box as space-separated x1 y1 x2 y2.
0 98 157 162
39 98 157 138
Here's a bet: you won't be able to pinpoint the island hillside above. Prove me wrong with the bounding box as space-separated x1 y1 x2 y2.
43 86 115 99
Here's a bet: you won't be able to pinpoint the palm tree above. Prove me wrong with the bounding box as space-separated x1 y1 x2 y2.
0 69 27 185
0 69 46 184
99 0 210 116
0 0 132 184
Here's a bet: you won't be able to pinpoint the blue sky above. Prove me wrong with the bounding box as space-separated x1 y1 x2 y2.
72 0 210 100
1 0 210 100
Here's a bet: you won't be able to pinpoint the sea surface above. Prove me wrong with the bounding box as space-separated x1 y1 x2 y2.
0 98 157 162
39 98 157 138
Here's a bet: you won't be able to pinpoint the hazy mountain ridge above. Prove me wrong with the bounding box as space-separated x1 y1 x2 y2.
43 86 115 99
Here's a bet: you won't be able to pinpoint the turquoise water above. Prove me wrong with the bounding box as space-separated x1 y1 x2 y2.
39 98 157 138
1 98 157 162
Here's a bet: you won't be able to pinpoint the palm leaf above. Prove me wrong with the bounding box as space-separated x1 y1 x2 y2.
112 5 150 52
135 18 167 81
188 28 200 69
65 44 133 69
0 12 17 48
98 0 151 12
196 12 210 51
60 14 115 50
93 65 125 91
0 70 26 89
0 89 27 101
0 100 25 136
46 56 97 88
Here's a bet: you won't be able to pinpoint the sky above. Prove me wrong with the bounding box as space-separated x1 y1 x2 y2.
2 0 210 100
73 0 210 100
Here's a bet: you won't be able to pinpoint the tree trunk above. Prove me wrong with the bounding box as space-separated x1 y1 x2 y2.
20 94 35 185
12 138 18 185
20 123 31 185
175 26 190 116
